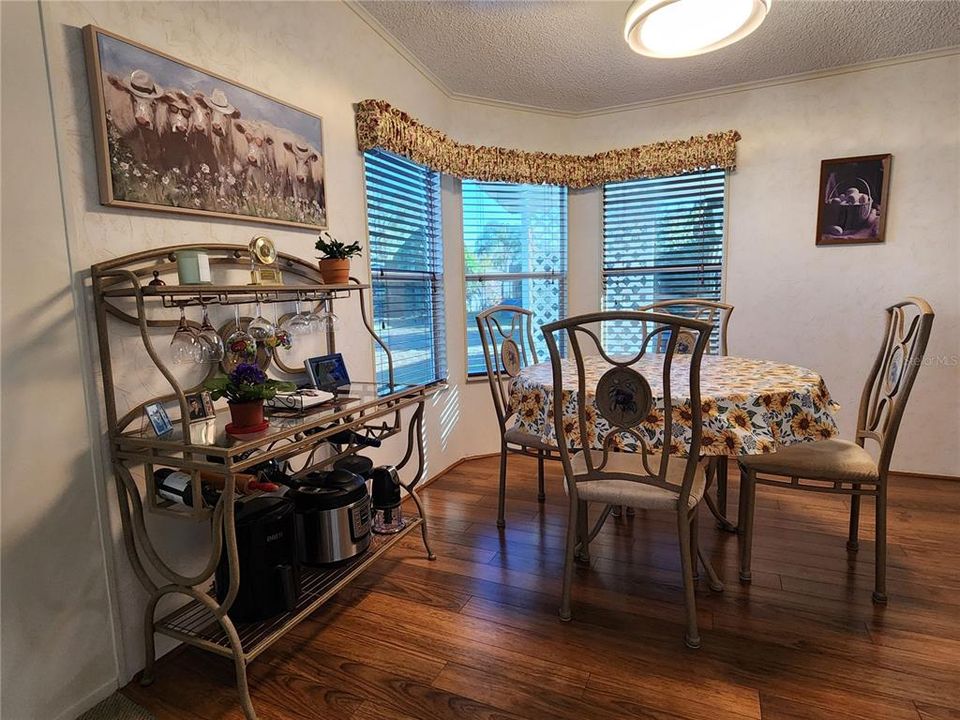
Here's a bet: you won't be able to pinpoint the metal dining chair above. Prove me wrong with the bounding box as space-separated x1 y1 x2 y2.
637 299 736 529
476 305 559 529
738 298 934 603
543 310 723 648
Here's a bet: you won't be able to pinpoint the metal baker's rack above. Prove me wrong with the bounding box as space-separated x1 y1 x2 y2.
91 244 439 719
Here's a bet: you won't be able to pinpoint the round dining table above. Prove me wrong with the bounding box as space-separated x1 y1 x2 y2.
508 354 842 527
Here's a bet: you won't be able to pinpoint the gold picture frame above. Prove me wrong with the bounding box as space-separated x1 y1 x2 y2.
83 25 328 231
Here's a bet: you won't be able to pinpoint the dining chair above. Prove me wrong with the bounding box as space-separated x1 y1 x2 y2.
738 297 934 603
638 299 735 529
543 310 723 649
476 305 559 529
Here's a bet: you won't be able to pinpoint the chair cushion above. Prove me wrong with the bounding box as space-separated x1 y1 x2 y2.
566 452 706 510
504 427 553 450
739 439 879 483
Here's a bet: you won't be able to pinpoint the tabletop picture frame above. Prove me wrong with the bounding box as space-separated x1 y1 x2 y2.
144 401 174 437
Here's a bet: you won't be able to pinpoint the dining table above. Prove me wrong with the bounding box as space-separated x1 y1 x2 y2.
507 353 842 529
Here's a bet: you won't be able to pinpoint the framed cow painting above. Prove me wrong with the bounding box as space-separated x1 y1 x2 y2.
83 25 327 230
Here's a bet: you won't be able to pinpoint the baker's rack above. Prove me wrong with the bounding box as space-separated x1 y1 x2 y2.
91 244 439 719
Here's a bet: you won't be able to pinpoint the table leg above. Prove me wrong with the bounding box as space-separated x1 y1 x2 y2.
704 457 738 533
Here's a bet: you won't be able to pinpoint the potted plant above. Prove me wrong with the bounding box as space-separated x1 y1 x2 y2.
315 231 361 284
205 363 295 432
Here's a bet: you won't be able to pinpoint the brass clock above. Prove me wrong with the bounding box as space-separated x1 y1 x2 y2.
248 236 283 285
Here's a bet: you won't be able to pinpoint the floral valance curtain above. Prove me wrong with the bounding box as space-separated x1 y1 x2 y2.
355 99 740 189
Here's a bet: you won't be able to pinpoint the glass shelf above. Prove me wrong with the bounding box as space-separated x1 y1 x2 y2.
116 382 437 471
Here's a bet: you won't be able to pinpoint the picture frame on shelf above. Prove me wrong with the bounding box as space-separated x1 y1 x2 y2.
816 154 891 246
144 401 174 437
185 391 215 421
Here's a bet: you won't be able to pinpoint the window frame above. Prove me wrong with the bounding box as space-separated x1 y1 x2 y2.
460 180 569 379
362 149 446 393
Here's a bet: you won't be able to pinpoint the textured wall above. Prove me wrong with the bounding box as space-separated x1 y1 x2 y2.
570 55 960 476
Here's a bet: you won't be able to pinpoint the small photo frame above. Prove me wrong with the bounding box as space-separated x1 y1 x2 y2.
144 401 174 437
185 391 215 421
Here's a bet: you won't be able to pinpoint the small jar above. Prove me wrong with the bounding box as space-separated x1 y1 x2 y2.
176 250 212 285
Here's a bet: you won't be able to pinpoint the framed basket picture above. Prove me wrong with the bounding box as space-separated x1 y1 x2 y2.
83 25 327 230
815 154 891 246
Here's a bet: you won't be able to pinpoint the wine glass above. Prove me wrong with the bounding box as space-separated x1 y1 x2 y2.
281 299 312 337
302 303 324 334
267 303 293 350
197 305 225 362
170 306 202 364
247 301 275 341
225 305 256 364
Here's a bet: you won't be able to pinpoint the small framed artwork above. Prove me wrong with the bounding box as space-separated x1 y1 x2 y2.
185 391 215 421
816 154 891 246
144 402 174 437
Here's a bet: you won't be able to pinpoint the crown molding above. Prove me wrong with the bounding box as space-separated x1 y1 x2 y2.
344 1 960 119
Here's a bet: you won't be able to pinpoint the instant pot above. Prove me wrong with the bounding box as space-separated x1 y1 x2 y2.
289 469 371 565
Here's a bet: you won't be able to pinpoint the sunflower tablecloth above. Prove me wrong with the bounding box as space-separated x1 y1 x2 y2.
508 355 841 456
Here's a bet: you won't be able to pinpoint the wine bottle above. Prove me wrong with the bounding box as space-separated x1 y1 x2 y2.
154 469 212 507
327 429 382 448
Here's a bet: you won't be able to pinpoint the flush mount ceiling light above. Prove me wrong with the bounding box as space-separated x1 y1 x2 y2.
624 0 771 58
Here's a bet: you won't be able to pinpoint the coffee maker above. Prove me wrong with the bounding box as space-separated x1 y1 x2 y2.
370 465 405 534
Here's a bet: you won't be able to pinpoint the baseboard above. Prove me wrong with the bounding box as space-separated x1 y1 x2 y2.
889 469 960 482
414 451 500 492
433 453 960 484
51 677 119 720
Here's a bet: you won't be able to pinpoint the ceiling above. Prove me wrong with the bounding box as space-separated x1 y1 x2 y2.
355 0 960 115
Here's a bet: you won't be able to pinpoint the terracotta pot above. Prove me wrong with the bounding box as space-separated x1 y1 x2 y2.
319 258 350 284
228 400 264 429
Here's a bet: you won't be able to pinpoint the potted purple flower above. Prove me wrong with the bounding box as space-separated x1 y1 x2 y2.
205 363 295 431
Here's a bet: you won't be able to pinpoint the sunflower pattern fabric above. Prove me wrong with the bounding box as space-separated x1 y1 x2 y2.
509 355 841 457
355 99 740 188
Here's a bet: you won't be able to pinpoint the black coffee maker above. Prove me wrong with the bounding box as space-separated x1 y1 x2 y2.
215 496 300 622
370 465 405 534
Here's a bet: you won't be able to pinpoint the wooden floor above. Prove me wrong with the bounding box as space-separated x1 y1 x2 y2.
125 455 960 720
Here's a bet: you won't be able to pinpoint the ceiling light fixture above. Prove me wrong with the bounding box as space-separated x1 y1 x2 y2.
624 0 771 58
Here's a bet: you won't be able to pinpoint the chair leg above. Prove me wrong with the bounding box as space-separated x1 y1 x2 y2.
559 494 579 622
716 459 728 518
847 486 861 551
873 485 888 604
537 450 546 502
738 468 757 584
575 500 590 564
677 510 701 649
690 507 700 582
496 442 508 529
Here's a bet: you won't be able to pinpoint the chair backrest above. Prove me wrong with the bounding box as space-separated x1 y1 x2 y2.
542 311 712 508
857 297 935 475
476 304 539 433
637 298 734 356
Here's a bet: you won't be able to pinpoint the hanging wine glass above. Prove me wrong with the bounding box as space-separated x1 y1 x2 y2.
225 304 256 364
281 299 312 337
266 303 292 351
302 302 324 335
247 300 275 341
170 306 202 365
197 304 225 362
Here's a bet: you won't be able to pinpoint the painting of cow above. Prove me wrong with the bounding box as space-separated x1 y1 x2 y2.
83 25 326 230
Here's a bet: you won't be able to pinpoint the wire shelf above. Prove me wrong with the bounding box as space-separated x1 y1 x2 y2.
155 516 422 661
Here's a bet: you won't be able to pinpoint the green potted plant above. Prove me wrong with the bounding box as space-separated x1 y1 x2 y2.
315 231 361 284
205 363 295 431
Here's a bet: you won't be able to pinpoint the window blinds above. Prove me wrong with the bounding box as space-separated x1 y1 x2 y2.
364 149 445 391
602 169 726 353
462 181 567 374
